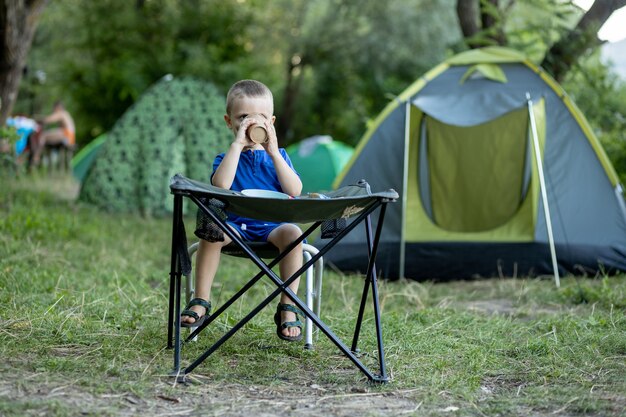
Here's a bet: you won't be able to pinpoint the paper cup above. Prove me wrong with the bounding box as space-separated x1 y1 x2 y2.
245 114 268 144
248 125 268 144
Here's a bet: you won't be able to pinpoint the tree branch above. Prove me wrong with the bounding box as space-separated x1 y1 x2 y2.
542 0 626 82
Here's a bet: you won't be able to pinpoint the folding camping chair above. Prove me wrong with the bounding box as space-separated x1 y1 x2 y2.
184 241 324 348
167 174 398 383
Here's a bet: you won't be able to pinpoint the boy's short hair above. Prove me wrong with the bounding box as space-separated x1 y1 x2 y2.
226 80 273 115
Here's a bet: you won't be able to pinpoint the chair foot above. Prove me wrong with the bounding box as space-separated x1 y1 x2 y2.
169 369 188 384
371 375 390 384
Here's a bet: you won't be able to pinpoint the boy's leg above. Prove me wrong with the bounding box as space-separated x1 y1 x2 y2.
181 230 235 325
267 223 303 339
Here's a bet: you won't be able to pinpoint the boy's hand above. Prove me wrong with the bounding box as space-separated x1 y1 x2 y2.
261 119 279 156
233 117 256 149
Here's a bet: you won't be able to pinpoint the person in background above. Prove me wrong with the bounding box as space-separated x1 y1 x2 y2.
32 100 75 165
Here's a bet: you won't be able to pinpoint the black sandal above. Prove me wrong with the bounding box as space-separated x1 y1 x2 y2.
181 298 212 328
274 303 303 342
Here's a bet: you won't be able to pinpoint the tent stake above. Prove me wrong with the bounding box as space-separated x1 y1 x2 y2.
527 93 560 287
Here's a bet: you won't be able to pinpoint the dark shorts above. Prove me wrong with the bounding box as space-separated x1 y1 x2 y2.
227 221 282 242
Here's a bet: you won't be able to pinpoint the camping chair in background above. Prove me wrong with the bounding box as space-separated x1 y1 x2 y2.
184 241 323 348
42 142 75 172
167 174 398 383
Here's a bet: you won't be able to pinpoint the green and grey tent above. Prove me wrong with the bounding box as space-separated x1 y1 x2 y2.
287 136 354 193
325 47 626 280
71 133 107 183
79 76 231 214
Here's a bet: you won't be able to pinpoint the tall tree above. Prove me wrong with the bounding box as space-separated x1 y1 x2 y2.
0 0 48 123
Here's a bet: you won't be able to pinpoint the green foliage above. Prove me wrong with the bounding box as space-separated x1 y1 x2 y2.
267 0 460 144
504 0 580 63
14 0 461 148
0 125 19 144
15 0 259 143
450 0 582 60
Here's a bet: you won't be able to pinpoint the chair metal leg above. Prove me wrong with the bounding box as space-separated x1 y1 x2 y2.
167 194 184 375
186 242 199 303
185 242 200 341
304 251 314 349
313 251 323 321
350 209 389 382
302 243 323 349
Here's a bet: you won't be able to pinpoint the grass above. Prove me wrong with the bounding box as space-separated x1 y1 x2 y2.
0 173 625 416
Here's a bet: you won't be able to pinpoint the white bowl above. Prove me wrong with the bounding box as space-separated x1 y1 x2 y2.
241 189 291 199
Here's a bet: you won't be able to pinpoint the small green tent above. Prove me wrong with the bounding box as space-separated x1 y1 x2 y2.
287 136 354 193
326 47 626 280
79 76 231 214
71 133 107 183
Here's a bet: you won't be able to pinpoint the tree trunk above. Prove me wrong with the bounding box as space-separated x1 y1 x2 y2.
457 0 508 48
541 0 626 82
275 1 311 147
276 58 304 146
0 0 48 124
457 0 480 39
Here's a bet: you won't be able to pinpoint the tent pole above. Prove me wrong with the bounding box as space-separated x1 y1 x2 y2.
526 93 560 288
614 184 626 224
399 101 411 279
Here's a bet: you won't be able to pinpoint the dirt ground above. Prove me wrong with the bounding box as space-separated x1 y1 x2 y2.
1 374 427 417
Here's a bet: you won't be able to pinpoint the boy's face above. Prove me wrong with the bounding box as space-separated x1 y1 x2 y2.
224 95 275 135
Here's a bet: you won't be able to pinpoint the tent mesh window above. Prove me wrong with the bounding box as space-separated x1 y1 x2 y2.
419 106 530 232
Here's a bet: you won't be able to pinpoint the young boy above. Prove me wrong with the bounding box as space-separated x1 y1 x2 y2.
181 80 305 342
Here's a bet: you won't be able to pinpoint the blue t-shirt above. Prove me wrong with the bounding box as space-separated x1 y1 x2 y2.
211 148 298 227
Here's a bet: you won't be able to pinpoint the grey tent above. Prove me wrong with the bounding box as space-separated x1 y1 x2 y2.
324 47 626 280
